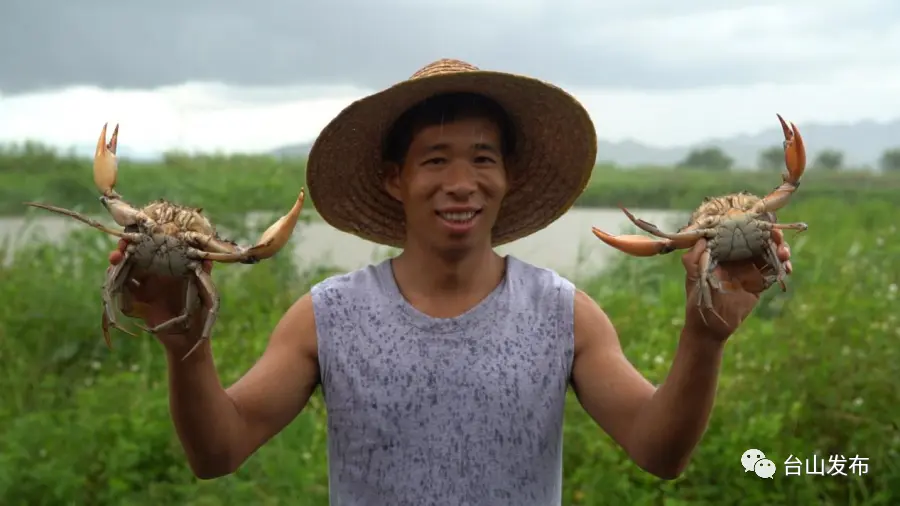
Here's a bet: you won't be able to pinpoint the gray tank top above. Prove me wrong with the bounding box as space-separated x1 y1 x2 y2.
310 255 576 506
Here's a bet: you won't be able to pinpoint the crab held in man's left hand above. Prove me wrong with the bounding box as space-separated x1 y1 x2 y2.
591 113 807 325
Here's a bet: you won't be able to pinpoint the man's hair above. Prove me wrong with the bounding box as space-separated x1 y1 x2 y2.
382 92 516 165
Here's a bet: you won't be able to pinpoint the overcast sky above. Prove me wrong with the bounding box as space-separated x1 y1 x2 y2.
2 0 899 153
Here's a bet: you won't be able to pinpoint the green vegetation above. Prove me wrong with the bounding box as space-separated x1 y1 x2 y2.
0 151 897 505
1 150 899 218
681 144 900 173
578 165 898 210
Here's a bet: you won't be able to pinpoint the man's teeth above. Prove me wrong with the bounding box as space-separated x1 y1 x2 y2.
440 211 476 222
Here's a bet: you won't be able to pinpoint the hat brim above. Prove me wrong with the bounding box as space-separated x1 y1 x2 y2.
306 68 598 248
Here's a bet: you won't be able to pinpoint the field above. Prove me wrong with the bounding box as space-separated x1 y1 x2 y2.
0 153 898 505
2 151 899 216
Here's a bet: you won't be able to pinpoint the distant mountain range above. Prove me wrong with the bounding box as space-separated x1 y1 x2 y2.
271 118 900 170
59 118 900 170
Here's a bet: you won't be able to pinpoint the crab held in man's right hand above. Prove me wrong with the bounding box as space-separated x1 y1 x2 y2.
24 123 306 359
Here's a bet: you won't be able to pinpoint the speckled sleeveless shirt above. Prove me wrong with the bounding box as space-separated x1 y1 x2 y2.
310 255 576 506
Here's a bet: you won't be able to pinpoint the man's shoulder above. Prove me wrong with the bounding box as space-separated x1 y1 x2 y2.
310 260 388 300
505 255 576 303
507 255 575 289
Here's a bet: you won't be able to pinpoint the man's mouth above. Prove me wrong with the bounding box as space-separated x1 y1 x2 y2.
437 210 480 223
435 209 483 233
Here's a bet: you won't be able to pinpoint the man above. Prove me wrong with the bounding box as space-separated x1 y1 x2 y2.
108 59 793 505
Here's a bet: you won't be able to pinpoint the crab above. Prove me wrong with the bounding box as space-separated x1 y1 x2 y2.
24 123 306 359
590 114 808 323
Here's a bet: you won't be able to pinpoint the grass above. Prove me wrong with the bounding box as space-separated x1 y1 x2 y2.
0 152 898 505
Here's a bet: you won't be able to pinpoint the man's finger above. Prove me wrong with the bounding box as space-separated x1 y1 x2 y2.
681 239 707 276
771 228 785 245
110 238 130 265
776 242 791 263
682 239 706 262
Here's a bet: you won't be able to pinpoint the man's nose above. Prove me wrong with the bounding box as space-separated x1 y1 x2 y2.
443 162 477 198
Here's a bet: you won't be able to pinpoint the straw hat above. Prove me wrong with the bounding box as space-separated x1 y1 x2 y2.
306 58 598 248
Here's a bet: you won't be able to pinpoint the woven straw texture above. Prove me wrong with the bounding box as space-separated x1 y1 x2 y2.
306 58 598 248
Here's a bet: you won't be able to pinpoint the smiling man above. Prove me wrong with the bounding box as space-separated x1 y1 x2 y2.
108 59 793 505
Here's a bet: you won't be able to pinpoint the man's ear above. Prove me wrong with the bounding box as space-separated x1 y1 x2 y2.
383 161 403 202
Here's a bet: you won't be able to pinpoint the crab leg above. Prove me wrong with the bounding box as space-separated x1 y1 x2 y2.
620 207 713 246
101 253 138 348
694 248 729 327
180 232 244 255
772 222 809 232
180 266 221 361
752 114 806 214
22 202 135 239
696 248 716 328
137 275 200 335
193 190 306 264
765 240 788 292
697 249 714 311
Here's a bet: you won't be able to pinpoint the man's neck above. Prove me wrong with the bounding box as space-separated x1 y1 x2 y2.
390 241 505 301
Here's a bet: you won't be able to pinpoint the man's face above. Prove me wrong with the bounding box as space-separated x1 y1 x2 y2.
385 115 509 253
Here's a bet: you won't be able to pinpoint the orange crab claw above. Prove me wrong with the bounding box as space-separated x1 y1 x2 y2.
94 123 120 197
244 189 306 260
591 228 679 257
197 189 306 264
755 114 807 214
776 113 806 185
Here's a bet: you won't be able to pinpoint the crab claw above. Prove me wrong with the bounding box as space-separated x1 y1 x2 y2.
591 228 678 257
94 123 120 198
754 115 807 214
243 189 306 261
197 190 306 264
777 113 806 186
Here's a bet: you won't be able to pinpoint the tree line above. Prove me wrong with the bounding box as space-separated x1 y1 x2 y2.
4 140 900 174
677 145 900 172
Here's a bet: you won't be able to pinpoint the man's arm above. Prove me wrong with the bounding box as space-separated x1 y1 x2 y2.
570 289 725 480
166 292 320 479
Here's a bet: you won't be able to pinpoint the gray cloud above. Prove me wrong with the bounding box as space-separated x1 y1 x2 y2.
0 0 895 95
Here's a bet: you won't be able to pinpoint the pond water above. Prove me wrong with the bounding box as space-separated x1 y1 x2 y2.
0 207 687 278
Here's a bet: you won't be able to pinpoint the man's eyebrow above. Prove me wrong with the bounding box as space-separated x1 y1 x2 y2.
422 143 450 153
472 143 500 154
